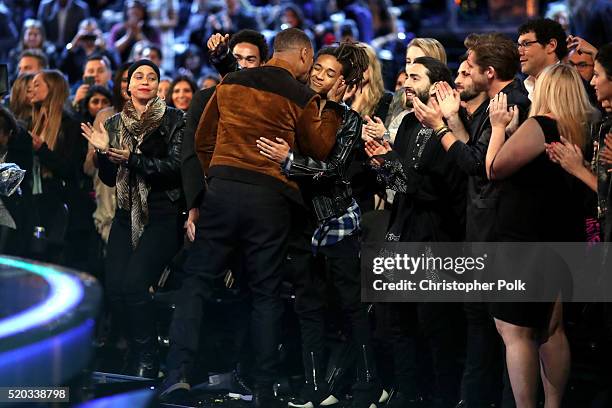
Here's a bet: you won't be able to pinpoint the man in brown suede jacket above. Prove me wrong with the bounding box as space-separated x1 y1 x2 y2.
162 28 346 408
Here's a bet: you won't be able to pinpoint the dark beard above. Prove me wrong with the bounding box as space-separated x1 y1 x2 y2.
460 88 479 102
405 89 430 109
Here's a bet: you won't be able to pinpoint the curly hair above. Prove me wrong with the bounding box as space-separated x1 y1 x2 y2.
317 42 369 88
518 18 568 61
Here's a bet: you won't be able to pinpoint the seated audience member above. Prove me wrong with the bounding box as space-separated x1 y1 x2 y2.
14 50 49 80
158 77 172 100
166 75 197 112
109 0 161 62
36 0 90 47
77 85 112 124
59 18 119 84
9 74 36 125
29 69 89 266
8 19 57 78
72 55 113 107
199 73 221 89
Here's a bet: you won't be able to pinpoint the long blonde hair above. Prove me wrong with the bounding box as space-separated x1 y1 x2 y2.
529 64 595 149
9 74 34 122
31 70 69 150
354 43 385 118
407 38 447 64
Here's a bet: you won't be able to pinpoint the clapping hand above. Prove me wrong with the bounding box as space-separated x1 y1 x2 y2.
434 81 461 120
363 115 386 140
599 132 612 172
545 136 585 176
81 122 109 151
364 138 391 167
30 131 44 151
489 92 515 130
413 96 444 130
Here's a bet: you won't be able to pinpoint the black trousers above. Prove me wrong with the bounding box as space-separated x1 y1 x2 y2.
376 302 463 403
461 302 503 407
105 209 181 302
167 178 291 387
289 233 373 376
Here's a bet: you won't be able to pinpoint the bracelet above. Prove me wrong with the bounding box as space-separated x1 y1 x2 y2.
434 126 450 136
433 124 447 133
436 128 451 140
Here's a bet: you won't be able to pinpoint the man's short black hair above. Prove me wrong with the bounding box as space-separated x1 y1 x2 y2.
273 28 312 53
229 29 269 62
19 49 48 69
518 18 568 61
86 54 112 70
595 43 612 80
413 56 453 85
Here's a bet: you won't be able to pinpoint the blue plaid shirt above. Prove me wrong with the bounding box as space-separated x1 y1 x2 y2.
311 199 361 253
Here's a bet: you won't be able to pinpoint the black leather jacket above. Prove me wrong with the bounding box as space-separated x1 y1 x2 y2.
97 106 185 203
284 104 362 221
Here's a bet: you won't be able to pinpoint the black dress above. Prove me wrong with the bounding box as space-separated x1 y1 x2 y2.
491 116 585 327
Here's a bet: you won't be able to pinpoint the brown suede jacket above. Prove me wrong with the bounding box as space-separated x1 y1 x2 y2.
194 57 343 196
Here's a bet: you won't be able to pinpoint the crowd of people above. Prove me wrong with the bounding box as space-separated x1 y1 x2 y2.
1 1 612 408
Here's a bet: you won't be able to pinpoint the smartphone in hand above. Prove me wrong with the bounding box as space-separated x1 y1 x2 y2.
83 76 95 86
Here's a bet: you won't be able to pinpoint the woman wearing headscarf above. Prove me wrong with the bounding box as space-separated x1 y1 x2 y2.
82 59 184 378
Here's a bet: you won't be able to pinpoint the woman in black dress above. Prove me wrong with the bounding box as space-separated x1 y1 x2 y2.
485 64 596 408
82 59 184 378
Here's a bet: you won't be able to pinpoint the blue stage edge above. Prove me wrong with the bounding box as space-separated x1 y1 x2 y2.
0 256 101 389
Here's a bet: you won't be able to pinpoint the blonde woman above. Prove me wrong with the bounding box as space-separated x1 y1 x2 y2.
29 69 89 265
342 43 393 211
486 64 596 408
405 37 447 67
9 74 35 124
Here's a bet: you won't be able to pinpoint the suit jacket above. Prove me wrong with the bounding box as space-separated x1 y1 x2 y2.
182 87 215 210
37 0 90 46
194 57 342 200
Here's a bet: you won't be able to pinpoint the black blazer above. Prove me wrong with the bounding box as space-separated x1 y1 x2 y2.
37 0 90 46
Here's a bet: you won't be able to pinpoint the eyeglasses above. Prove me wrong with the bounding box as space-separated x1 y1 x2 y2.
569 62 594 69
516 40 540 49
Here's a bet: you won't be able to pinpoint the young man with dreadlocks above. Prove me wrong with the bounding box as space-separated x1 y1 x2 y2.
257 43 386 408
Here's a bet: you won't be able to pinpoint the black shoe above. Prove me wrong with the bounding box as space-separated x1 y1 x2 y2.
197 370 253 401
254 386 282 408
386 391 422 407
158 369 191 403
124 298 159 379
287 382 339 407
346 384 386 408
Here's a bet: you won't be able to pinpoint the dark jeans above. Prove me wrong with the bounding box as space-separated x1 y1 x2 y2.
462 302 502 407
289 233 372 375
166 178 291 387
376 302 463 403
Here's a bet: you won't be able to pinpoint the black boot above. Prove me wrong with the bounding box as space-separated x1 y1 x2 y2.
253 384 282 408
348 344 385 408
124 297 159 379
289 351 338 407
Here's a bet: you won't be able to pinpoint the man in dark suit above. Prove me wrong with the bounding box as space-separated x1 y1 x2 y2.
37 0 90 47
